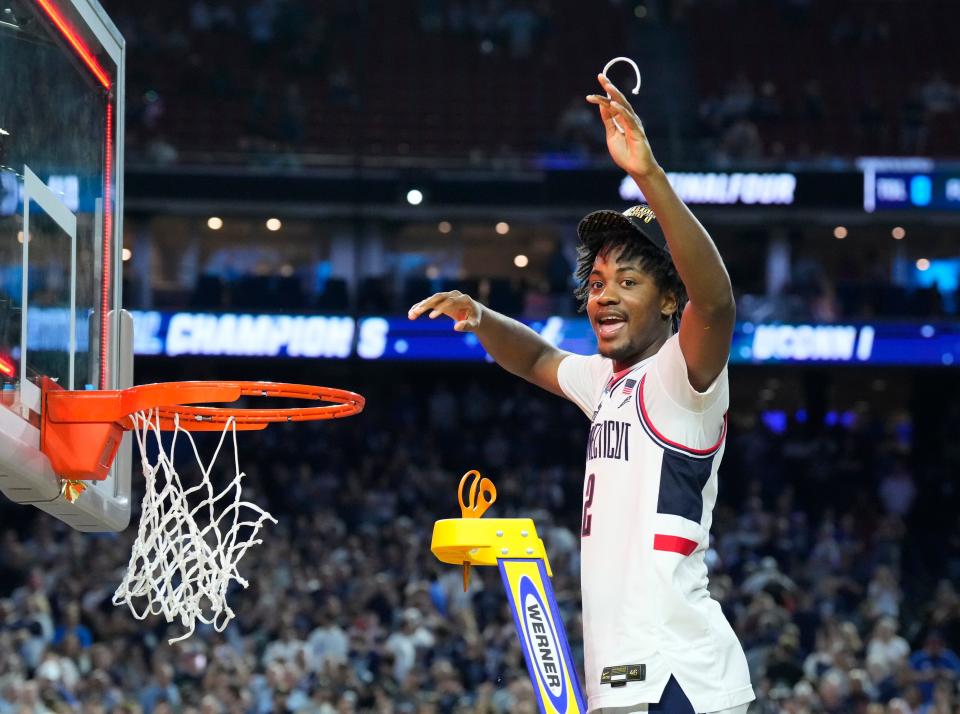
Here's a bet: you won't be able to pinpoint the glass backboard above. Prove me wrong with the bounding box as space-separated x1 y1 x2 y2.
0 0 130 530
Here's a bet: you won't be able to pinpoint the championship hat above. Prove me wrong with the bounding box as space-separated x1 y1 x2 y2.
576 204 669 254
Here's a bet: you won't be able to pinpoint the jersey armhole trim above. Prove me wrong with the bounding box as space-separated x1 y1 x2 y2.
636 375 728 458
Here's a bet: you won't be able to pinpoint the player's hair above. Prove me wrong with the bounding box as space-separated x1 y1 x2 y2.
574 230 687 331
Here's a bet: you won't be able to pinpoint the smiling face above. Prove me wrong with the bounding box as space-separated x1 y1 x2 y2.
586 246 678 370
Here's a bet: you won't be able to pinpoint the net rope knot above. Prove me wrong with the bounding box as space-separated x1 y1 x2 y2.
112 409 276 643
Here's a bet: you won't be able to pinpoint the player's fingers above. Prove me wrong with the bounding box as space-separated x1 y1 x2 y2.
408 294 436 318
450 297 481 323
600 74 643 123
408 291 456 319
597 74 633 109
597 102 620 138
610 99 642 128
609 100 641 140
427 295 468 320
586 94 612 106
591 84 634 125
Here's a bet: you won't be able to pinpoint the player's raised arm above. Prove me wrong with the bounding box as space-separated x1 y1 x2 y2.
587 74 736 392
408 291 568 397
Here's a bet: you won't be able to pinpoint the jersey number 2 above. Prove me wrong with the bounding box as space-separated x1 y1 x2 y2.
581 473 595 537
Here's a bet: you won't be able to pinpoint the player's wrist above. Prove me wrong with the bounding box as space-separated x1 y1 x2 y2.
471 300 490 333
628 161 664 183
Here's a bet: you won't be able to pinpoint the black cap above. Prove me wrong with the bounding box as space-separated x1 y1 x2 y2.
576 205 669 254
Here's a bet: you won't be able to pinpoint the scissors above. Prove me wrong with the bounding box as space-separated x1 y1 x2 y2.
458 470 497 591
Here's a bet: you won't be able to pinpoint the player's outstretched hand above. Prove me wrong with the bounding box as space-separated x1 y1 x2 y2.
586 73 660 178
407 291 482 332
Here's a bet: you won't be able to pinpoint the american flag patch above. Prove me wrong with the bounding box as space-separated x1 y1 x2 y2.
622 378 637 396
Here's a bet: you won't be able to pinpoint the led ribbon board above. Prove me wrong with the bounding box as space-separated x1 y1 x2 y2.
22 311 952 366
620 171 798 206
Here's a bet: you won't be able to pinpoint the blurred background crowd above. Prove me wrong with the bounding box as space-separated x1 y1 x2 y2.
101 0 960 167
3 0 960 712
120 249 953 324
1 367 959 713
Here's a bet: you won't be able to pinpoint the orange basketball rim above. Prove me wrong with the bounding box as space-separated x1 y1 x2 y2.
40 379 365 481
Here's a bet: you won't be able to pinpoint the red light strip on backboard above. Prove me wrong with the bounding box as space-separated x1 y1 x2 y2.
99 102 113 389
34 0 111 90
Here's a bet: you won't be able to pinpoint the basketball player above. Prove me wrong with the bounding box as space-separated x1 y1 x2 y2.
408 74 754 714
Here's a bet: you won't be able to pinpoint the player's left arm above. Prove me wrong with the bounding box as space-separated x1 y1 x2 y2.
588 74 735 392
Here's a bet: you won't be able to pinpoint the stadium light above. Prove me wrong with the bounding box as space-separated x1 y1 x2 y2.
266 218 282 231
892 226 906 240
406 189 424 206
496 222 510 235
833 226 847 239
438 221 452 234
121 248 132 262
916 258 930 271
207 217 223 230
514 254 529 268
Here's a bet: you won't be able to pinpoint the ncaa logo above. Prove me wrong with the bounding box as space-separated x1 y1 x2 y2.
519 575 568 711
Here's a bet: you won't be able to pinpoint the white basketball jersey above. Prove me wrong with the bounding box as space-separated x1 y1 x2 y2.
558 334 755 714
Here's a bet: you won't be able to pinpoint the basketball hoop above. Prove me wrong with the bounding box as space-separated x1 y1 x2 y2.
39 380 364 642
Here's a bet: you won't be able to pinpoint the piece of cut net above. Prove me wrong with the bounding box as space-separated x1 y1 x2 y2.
112 409 276 643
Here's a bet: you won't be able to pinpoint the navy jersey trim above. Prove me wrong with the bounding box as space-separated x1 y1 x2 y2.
657 449 715 523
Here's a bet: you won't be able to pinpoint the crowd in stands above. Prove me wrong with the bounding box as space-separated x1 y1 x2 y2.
1 367 959 713
95 0 960 166
688 0 960 162
102 0 625 165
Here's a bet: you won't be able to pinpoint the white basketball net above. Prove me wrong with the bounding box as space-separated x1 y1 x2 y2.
112 409 276 643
